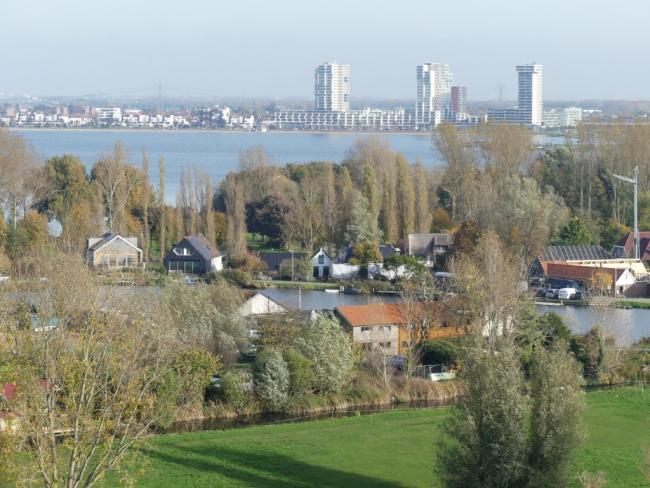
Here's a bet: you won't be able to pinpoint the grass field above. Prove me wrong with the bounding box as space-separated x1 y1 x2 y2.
129 388 649 488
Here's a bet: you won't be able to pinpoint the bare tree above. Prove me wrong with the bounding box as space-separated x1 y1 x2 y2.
224 174 247 257
158 156 166 258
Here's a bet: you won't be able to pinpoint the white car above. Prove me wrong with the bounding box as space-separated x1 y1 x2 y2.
557 287 578 300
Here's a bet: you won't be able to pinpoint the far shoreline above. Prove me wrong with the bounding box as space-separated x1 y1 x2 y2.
8 127 435 136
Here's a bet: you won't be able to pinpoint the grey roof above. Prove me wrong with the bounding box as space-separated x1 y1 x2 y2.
259 251 308 271
540 245 612 261
185 234 222 260
408 233 452 256
88 233 116 252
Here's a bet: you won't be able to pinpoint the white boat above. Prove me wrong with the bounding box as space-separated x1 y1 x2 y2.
324 288 340 294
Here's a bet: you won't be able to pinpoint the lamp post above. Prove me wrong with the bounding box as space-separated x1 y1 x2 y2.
613 166 639 260
289 249 294 282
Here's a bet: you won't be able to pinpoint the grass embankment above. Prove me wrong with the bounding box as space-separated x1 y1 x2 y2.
616 298 650 309
125 387 649 488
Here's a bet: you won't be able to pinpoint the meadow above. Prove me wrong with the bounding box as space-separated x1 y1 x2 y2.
127 387 649 487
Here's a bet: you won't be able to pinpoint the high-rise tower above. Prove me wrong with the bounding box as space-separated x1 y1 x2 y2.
314 62 350 112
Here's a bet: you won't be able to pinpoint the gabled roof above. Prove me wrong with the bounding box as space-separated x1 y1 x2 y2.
408 233 452 256
341 244 400 263
336 303 407 327
613 232 650 260
88 233 142 254
182 234 222 260
311 247 334 261
540 245 611 261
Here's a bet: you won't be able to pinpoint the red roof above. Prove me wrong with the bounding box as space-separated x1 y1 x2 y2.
545 263 625 283
336 303 408 327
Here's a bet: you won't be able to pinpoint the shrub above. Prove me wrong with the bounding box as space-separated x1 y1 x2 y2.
283 349 316 395
172 349 221 405
253 349 290 411
221 370 253 414
294 314 355 394
220 269 254 288
421 337 463 367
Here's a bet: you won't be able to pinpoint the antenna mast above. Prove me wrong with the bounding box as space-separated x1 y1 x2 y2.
613 166 639 260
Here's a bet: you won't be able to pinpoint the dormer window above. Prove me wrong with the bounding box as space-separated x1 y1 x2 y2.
173 247 191 256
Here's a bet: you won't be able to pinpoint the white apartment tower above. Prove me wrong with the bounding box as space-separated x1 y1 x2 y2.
516 63 543 126
415 63 453 128
314 62 350 112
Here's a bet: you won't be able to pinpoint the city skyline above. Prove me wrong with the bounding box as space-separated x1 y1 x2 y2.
2 1 650 100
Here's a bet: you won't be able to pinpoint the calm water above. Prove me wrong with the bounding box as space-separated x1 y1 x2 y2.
261 287 401 310
263 289 649 346
14 129 564 201
536 304 650 346
15 130 440 201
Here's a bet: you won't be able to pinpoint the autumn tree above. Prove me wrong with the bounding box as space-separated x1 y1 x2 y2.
413 160 431 233
224 173 247 258
396 155 415 241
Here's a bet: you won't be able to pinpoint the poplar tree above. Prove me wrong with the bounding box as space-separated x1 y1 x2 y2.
323 164 337 243
224 174 247 257
158 156 166 258
396 155 415 241
414 160 431 233
142 150 150 263
380 166 398 243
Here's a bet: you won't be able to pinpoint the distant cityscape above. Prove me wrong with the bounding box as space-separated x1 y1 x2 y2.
0 62 593 131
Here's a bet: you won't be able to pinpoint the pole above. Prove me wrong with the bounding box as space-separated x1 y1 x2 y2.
633 166 639 260
290 250 294 282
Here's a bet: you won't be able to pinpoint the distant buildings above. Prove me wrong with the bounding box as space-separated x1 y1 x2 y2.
415 63 453 129
450 86 468 116
315 62 350 112
488 63 544 126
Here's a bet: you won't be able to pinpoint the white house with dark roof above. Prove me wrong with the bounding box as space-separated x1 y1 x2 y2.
86 233 143 270
163 234 223 274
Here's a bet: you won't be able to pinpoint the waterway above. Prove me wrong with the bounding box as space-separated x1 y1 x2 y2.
14 129 565 201
263 288 649 346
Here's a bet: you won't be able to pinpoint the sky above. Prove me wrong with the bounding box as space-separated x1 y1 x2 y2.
2 0 650 101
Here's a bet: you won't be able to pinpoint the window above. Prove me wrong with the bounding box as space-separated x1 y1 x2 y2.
318 254 325 264
174 247 191 256
380 342 392 350
379 325 392 332
360 326 371 333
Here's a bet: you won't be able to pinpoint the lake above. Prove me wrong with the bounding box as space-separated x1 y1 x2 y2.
263 289 649 346
15 130 439 201
14 129 564 202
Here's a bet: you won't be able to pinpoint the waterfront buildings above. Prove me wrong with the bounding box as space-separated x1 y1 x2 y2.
488 63 543 126
541 106 583 128
415 63 453 129
450 86 468 115
314 62 350 112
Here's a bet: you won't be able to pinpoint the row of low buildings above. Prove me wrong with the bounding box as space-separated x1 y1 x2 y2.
87 232 454 280
0 104 256 130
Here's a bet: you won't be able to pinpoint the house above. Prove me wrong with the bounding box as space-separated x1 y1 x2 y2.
311 248 334 279
86 233 143 270
407 233 452 266
612 232 650 262
239 291 287 317
545 262 637 296
163 234 224 275
258 251 308 275
336 303 406 355
529 245 612 278
0 383 16 431
335 303 462 355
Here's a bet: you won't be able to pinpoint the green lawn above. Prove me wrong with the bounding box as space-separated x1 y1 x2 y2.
130 388 649 488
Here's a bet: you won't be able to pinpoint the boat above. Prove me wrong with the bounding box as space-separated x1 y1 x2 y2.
324 288 340 294
343 287 362 295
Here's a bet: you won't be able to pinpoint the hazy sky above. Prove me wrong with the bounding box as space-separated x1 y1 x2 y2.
3 0 649 101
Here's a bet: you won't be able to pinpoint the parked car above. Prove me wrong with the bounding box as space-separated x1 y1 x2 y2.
545 278 583 299
557 287 578 300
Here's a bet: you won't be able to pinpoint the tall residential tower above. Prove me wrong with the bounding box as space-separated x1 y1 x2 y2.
415 63 453 128
314 62 350 112
516 63 543 125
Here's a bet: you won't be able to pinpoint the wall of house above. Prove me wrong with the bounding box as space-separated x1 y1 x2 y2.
239 294 286 316
352 325 400 355
92 239 141 268
311 250 333 279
